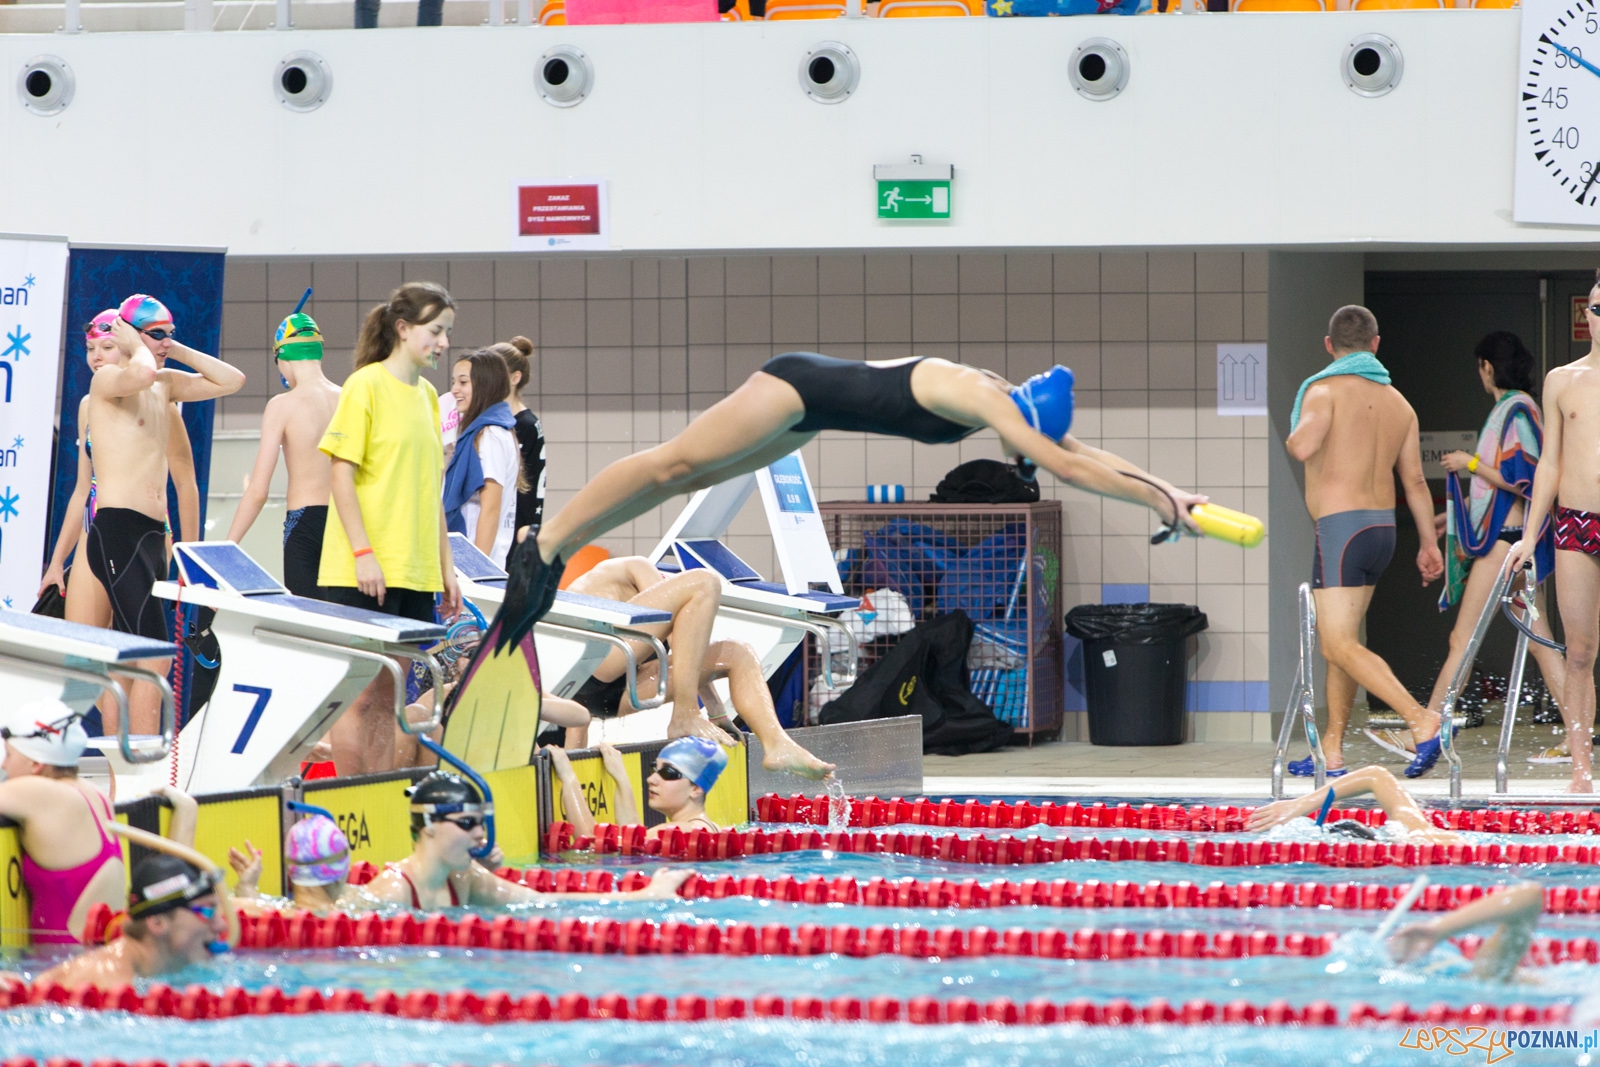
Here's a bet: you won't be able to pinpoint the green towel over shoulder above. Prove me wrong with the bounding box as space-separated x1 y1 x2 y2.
1289 352 1391 431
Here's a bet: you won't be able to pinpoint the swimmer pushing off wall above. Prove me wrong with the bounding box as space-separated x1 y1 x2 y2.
457 353 1215 719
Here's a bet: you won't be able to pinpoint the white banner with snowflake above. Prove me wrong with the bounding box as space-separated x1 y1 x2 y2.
0 236 68 612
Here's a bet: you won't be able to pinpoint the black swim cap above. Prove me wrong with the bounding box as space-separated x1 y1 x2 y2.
1326 819 1379 841
406 771 490 835
127 854 219 919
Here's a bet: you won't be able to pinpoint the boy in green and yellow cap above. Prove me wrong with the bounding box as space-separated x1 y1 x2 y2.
227 311 343 599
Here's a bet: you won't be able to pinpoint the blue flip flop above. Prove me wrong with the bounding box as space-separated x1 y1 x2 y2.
1405 725 1454 779
1287 756 1347 778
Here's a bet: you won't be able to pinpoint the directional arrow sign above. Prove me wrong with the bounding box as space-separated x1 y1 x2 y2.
878 179 951 220
1216 343 1267 418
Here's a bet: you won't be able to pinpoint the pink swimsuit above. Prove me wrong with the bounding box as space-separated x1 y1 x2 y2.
21 790 121 944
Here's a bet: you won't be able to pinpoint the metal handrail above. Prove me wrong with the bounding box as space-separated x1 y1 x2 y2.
254 628 411 735
1438 554 1519 800
714 605 858 688
0 652 174 765
1271 583 1323 799
1495 562 1563 793
535 621 668 712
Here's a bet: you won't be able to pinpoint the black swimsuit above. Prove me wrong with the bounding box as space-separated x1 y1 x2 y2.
761 353 978 445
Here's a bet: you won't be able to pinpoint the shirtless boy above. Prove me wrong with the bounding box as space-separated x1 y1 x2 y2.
1285 306 1445 778
565 556 835 779
227 312 342 598
88 298 245 735
1508 273 1600 793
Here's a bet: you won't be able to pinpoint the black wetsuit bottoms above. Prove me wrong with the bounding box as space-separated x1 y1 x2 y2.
85 507 170 640
282 505 328 600
321 585 437 623
1311 509 1396 589
761 352 979 444
572 674 628 718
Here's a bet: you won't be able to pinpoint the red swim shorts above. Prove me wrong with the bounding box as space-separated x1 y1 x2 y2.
1554 504 1600 557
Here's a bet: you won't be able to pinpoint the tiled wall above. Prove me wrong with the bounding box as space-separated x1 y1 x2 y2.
221 251 1271 739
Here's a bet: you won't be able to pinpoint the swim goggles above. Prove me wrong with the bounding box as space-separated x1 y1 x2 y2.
653 762 687 782
136 325 177 341
442 815 488 833
0 709 81 743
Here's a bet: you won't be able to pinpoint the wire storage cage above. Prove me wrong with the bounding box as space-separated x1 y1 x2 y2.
815 501 1064 742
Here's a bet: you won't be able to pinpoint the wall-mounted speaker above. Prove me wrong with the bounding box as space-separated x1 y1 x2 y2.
1069 38 1128 101
1343 34 1402 98
537 45 593 108
17 56 74 116
275 51 333 112
799 42 859 104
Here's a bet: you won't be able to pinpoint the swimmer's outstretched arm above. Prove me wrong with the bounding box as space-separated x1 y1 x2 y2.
1389 882 1544 982
461 863 693 906
1245 765 1436 836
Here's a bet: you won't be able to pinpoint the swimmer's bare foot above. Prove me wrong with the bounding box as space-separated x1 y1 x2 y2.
1567 775 1594 794
761 733 836 780
669 712 738 747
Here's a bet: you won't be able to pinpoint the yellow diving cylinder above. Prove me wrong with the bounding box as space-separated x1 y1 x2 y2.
1189 503 1264 548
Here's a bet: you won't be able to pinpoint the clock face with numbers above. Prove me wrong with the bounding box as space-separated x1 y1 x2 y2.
1515 0 1600 224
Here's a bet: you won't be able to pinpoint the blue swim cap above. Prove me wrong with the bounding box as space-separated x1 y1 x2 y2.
658 737 728 794
1011 365 1075 442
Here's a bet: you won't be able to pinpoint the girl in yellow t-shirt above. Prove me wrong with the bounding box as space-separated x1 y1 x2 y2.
316 281 463 774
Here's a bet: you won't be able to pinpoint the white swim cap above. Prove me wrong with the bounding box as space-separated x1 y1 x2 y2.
0 699 88 767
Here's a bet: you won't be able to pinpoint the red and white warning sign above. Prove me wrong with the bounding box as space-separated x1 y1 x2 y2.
514 180 608 250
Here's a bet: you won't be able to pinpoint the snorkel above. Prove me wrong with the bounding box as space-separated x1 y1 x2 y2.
417 737 497 861
109 823 239 955
276 289 316 392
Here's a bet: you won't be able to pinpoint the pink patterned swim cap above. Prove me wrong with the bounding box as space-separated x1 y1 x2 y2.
118 294 173 330
85 309 118 348
284 814 351 887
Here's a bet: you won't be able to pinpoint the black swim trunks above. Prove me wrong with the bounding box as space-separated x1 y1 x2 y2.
320 585 437 623
85 507 170 641
1311 509 1396 589
761 352 979 444
572 673 628 718
282 505 328 600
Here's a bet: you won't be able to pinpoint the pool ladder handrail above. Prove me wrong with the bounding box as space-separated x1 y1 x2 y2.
1271 583 1325 799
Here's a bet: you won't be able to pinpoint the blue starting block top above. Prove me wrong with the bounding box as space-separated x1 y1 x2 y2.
449 533 509 584
554 590 671 627
0 609 178 661
251 594 447 643
672 539 858 613
176 542 287 596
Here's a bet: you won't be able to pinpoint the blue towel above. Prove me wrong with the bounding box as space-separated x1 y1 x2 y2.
443 401 517 536
1289 352 1391 432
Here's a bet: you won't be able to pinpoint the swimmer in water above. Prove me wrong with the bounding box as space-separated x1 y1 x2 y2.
480 356 1207 671
36 855 231 993
362 770 692 910
228 813 383 916
0 699 197 944
550 738 725 838
1387 882 1545 983
1246 764 1463 845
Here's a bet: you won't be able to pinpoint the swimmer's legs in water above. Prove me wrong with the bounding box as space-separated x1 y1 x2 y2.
533 374 810 565
1554 547 1600 793
1388 882 1544 982
1246 764 1439 837
1314 586 1441 758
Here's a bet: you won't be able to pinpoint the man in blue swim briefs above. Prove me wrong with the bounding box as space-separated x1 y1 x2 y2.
1285 306 1446 779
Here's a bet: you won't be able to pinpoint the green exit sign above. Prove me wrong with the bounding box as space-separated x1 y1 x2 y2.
874 161 954 221
877 180 951 220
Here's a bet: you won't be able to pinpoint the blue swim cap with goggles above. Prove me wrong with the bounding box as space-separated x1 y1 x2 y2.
1010 365 1075 442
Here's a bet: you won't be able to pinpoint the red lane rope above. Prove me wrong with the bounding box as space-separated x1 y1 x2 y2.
465 868 1600 918
540 820 1600 869
2 980 1569 1028
754 795 1600 837
219 907 1590 967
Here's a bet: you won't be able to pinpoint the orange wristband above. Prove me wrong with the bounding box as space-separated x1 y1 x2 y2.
353 547 375 559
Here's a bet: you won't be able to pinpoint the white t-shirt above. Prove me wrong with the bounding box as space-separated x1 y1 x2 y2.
460 425 520 568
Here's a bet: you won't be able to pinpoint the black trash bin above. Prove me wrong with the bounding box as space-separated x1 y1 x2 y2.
1064 603 1208 746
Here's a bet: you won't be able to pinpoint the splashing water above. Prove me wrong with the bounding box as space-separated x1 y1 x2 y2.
826 777 852 833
